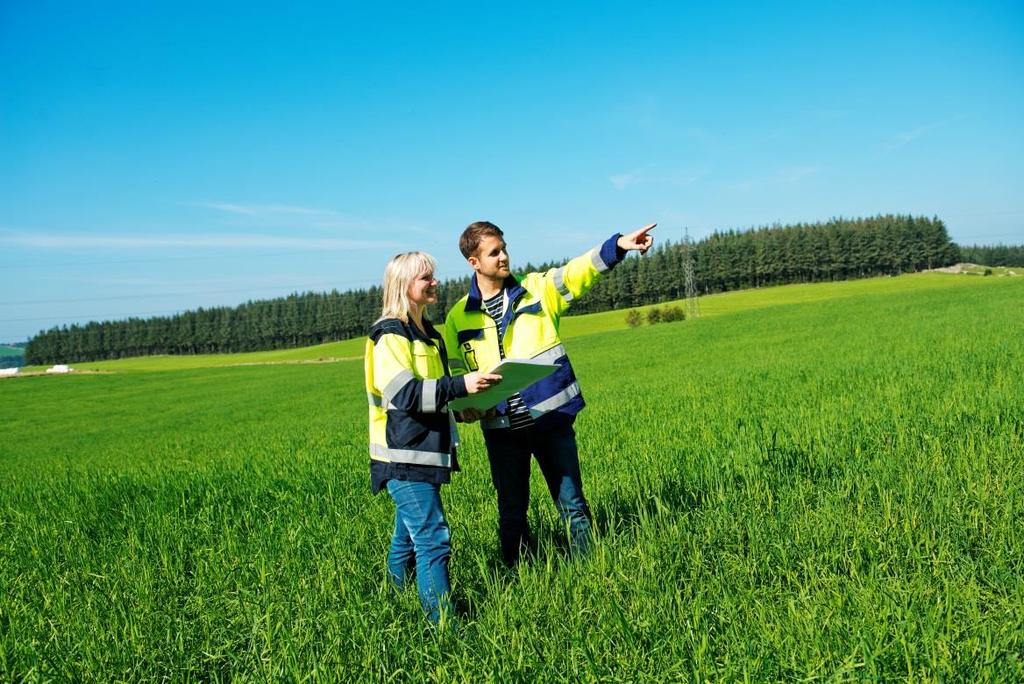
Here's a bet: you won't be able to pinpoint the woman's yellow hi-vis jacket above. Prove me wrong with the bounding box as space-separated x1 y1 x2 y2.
443 234 624 430
365 317 467 477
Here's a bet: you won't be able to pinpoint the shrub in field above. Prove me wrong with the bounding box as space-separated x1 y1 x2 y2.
646 307 662 324
660 305 686 322
624 309 642 328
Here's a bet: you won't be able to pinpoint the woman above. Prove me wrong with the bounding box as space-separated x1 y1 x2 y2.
364 251 500 624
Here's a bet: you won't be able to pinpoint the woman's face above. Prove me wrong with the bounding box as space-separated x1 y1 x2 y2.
407 270 438 307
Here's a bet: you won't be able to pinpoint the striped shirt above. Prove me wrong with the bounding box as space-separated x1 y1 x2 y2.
482 292 534 430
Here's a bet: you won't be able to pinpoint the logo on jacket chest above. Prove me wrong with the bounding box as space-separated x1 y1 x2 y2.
462 344 481 370
461 342 479 371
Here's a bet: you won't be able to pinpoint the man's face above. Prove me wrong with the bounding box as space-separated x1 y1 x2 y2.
469 234 510 280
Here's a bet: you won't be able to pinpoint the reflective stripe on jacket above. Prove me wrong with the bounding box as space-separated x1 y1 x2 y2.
443 234 624 428
365 317 467 468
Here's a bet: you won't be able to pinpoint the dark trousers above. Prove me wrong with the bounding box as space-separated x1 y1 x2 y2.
482 421 592 566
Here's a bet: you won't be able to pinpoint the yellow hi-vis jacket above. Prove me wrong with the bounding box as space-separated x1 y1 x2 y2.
365 317 467 469
443 234 625 430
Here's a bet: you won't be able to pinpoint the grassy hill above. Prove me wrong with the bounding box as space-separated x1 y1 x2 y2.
0 345 25 369
2 273 1022 679
21 338 365 373
20 271 1006 373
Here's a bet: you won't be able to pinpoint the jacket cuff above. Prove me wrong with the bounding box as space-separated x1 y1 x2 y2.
452 374 468 397
599 233 625 270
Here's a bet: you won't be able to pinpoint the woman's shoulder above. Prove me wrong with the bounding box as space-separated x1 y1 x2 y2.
369 317 411 342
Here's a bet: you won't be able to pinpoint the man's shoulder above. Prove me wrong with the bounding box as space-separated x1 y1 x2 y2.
446 293 471 312
443 296 473 325
518 270 550 293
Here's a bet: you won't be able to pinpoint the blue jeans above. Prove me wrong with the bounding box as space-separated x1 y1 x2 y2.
385 480 452 623
482 422 592 566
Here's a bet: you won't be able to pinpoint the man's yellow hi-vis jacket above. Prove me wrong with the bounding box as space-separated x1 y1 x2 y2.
365 317 467 473
443 234 625 430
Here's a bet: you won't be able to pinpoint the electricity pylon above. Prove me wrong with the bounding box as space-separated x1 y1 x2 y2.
682 228 700 319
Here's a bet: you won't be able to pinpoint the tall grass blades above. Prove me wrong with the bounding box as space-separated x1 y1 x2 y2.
1 275 1022 680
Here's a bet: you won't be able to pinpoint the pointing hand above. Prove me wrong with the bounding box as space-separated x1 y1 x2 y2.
617 223 656 254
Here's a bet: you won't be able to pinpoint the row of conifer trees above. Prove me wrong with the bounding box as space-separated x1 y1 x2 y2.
957 244 1024 268
25 214 968 364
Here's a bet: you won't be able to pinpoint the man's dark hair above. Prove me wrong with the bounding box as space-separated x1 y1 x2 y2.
459 221 504 259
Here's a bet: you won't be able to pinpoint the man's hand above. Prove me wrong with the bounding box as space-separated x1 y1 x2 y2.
617 223 656 255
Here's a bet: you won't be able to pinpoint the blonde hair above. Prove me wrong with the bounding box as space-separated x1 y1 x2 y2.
378 251 438 323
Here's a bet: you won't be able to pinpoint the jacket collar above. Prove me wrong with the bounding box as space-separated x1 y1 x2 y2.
466 273 525 313
369 316 440 345
413 317 441 344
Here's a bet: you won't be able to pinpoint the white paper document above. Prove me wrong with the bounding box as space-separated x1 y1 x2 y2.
448 358 559 412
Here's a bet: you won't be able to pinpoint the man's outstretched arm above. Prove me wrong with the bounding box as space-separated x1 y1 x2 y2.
543 223 657 315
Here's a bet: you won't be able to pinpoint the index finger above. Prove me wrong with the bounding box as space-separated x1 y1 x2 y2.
634 222 657 237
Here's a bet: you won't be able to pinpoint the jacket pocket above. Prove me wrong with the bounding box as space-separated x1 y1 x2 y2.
385 410 447 451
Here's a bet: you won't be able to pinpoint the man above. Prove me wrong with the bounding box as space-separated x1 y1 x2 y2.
444 220 655 565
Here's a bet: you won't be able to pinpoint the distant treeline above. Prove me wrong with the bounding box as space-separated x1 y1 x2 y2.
958 244 1024 267
566 214 960 314
26 215 962 364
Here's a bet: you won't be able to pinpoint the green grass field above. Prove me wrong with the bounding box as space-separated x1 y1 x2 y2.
2 274 1022 680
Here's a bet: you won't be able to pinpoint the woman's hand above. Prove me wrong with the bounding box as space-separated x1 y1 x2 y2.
463 371 502 394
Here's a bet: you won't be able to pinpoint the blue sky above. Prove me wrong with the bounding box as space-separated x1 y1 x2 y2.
2 1 1022 342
